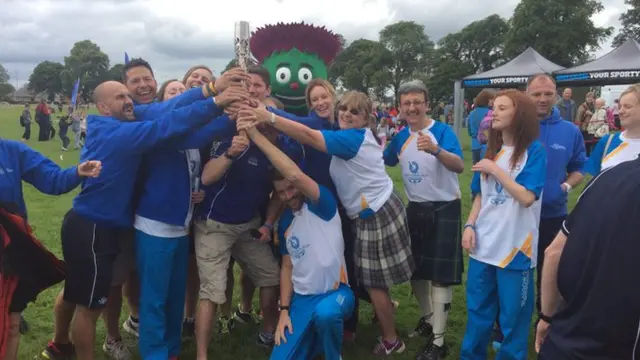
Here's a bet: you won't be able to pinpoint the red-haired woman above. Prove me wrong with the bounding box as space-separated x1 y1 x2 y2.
461 90 547 359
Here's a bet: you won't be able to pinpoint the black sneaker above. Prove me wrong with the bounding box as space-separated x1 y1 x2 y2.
257 332 275 348
19 315 29 334
409 316 434 339
416 342 447 360
41 341 75 360
234 304 261 325
182 318 195 337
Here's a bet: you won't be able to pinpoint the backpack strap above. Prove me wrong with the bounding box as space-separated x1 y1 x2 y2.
601 134 615 164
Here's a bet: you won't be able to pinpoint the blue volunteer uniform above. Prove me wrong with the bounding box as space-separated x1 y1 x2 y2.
461 141 546 360
62 98 222 309
536 107 586 311
585 131 640 175
467 106 490 164
270 185 355 360
134 87 206 120
0 139 81 218
198 140 276 225
133 114 235 360
538 108 586 220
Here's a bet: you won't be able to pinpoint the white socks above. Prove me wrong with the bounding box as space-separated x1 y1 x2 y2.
411 280 433 323
432 286 452 347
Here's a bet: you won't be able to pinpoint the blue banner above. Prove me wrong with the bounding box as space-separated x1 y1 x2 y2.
70 78 80 107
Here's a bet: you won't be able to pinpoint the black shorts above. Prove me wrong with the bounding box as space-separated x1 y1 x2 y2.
61 210 121 309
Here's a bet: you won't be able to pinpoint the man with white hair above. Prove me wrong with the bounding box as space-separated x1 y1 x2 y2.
384 80 465 360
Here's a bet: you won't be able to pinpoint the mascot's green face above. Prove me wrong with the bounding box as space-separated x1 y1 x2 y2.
262 48 328 114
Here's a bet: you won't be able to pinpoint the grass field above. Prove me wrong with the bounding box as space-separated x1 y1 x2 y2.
1 105 582 359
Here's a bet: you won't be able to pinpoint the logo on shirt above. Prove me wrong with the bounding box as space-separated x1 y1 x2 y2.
550 143 566 151
287 236 309 260
248 156 259 166
210 141 224 158
405 161 423 184
490 181 507 205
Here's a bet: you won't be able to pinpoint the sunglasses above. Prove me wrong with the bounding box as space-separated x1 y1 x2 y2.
338 105 361 116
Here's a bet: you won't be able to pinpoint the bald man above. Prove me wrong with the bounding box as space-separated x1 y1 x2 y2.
43 81 247 360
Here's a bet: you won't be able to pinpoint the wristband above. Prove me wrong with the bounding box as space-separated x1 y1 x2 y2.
262 223 274 231
432 147 442 156
223 150 236 161
562 182 572 193
207 82 219 97
269 112 277 126
279 305 290 312
539 312 552 324
463 224 476 231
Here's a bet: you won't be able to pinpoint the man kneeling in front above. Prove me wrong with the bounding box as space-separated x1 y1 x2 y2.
237 113 355 360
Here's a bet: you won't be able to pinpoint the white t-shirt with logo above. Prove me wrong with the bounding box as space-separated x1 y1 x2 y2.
278 185 348 295
586 131 640 175
321 128 394 219
470 142 547 269
384 121 462 202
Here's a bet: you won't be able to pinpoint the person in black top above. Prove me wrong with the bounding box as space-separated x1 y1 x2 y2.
536 158 640 359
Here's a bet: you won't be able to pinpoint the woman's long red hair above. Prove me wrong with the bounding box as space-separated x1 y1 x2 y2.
485 89 539 169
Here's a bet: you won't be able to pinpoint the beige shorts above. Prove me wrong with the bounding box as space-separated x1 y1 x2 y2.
111 231 136 287
194 217 280 304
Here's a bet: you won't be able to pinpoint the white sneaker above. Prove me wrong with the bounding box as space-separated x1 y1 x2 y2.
123 317 139 338
102 338 133 360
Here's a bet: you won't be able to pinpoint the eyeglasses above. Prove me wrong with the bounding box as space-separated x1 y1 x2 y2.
338 105 361 116
401 101 425 108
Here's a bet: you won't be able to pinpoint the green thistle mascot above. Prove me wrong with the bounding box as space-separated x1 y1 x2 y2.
250 22 341 115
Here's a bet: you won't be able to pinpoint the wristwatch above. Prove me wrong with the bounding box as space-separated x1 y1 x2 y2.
279 305 290 312
539 312 553 324
269 112 277 126
223 150 237 161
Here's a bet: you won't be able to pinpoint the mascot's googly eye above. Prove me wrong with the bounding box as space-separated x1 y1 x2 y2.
276 67 291 84
298 68 312 84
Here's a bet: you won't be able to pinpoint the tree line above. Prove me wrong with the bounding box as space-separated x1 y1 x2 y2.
5 0 639 104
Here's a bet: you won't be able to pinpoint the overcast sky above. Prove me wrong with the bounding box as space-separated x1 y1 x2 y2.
0 0 629 89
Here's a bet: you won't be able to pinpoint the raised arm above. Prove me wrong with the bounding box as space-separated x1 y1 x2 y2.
115 88 247 153
245 125 320 202
135 69 251 120
269 107 326 130
238 106 328 153
164 114 236 150
18 142 82 195
201 136 249 185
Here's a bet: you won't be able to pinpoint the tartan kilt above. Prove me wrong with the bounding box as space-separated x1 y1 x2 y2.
353 191 415 289
407 199 463 285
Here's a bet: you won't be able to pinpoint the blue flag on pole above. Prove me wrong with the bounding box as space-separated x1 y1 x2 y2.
71 78 80 107
125 52 130 64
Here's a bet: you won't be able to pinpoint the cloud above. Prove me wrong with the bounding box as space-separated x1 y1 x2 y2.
0 0 628 88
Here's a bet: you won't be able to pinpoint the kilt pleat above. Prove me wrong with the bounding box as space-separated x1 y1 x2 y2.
407 199 463 285
353 191 415 289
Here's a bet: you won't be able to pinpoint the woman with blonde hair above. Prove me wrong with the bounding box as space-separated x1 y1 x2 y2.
183 65 214 89
585 84 640 175
461 89 547 359
238 90 414 355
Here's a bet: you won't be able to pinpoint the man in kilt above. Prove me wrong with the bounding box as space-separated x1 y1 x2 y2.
384 80 465 360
